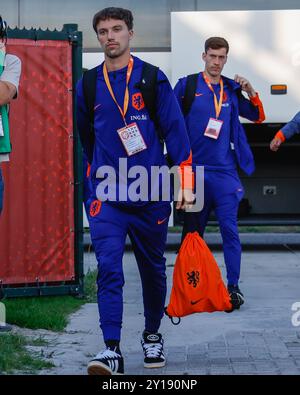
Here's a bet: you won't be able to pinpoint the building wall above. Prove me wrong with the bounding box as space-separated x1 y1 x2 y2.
2 0 300 50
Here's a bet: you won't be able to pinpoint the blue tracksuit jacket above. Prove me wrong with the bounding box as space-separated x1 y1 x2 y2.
76 55 191 206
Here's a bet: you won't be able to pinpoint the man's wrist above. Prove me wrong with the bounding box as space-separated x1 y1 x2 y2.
249 92 262 105
247 89 256 98
275 130 286 143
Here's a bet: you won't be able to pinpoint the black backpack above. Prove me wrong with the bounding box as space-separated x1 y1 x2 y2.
81 61 165 163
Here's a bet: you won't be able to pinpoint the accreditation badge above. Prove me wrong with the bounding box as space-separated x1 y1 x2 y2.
117 122 147 156
204 118 223 140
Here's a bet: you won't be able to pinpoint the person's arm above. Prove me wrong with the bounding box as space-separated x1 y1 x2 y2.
270 130 285 152
234 74 265 123
270 111 300 151
156 71 194 209
0 54 21 105
76 78 95 164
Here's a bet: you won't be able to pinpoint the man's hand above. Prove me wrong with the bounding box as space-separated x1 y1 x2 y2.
234 74 256 97
176 188 195 211
270 137 282 152
0 80 17 105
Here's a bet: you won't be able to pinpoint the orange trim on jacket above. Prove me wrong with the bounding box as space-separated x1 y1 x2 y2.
250 93 265 124
178 151 194 189
86 163 91 177
275 130 286 143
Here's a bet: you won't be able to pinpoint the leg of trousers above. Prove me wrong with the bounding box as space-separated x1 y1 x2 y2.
89 201 170 341
128 202 171 334
89 202 127 342
181 174 213 243
214 192 241 285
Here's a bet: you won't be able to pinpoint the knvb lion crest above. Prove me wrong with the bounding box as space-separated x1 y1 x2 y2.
89 200 102 217
187 271 200 288
132 92 145 111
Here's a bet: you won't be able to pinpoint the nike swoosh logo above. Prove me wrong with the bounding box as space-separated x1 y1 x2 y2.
191 299 202 305
157 218 168 225
195 93 203 97
94 104 101 110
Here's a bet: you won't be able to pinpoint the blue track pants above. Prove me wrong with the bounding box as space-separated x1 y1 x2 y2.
182 170 244 286
88 200 171 342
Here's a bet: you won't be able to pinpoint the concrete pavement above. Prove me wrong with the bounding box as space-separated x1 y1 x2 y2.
36 247 300 375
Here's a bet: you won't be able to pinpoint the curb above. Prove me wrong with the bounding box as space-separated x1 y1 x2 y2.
83 232 300 250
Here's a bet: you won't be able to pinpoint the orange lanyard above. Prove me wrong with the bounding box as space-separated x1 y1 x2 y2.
203 72 224 119
103 56 134 126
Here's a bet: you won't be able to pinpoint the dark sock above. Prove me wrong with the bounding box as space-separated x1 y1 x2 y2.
105 340 121 354
144 329 157 335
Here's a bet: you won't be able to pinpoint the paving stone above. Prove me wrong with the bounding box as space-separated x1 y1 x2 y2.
210 366 233 375
232 363 257 374
254 361 279 374
208 358 230 365
248 347 269 359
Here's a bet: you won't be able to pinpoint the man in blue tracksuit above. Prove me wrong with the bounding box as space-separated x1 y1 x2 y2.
76 7 193 375
270 111 300 151
174 37 265 310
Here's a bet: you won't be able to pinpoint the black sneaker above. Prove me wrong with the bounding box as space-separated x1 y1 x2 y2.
87 348 124 375
141 331 166 368
0 324 12 333
225 285 245 313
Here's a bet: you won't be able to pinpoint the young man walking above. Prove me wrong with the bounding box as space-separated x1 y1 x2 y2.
76 7 193 375
174 37 265 310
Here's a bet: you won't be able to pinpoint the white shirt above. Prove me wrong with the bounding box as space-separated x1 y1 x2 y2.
0 53 22 162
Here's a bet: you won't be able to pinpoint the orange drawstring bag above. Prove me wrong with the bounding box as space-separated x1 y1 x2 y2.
165 232 232 322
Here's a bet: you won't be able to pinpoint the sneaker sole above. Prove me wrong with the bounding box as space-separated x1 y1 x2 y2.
87 361 123 375
226 293 245 313
144 360 166 369
225 306 240 313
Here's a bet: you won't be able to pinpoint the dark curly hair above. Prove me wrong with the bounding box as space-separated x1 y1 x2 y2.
93 7 133 33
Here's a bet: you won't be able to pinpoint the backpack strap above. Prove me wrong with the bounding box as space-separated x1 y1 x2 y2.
81 66 97 163
182 73 199 116
139 62 159 124
82 66 97 124
137 61 173 166
135 61 162 140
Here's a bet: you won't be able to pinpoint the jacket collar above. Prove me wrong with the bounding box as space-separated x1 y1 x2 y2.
221 75 241 91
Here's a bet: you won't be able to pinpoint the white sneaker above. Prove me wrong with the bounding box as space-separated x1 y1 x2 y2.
87 348 124 375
